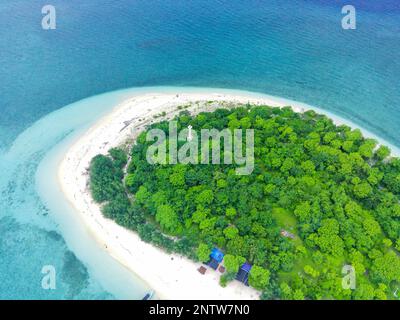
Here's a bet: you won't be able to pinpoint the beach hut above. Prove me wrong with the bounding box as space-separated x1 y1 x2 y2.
235 262 252 286
207 247 224 270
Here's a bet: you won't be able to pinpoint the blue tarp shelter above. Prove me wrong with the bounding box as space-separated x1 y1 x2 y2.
241 262 252 273
210 248 224 263
207 247 224 270
236 262 252 286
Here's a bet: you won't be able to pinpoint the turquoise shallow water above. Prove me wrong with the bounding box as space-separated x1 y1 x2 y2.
0 88 153 299
0 1 399 299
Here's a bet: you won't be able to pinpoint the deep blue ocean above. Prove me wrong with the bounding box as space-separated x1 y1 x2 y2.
0 0 399 299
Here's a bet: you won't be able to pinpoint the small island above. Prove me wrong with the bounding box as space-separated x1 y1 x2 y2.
59 92 400 300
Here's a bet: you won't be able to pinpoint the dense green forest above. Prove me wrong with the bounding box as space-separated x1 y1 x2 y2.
89 104 400 299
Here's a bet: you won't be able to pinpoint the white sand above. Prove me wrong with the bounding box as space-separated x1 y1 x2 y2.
58 91 399 300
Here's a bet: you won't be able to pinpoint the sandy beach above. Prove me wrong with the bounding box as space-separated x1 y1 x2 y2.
57 90 400 300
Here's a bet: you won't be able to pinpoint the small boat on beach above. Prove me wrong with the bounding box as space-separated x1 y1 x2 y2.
142 291 155 300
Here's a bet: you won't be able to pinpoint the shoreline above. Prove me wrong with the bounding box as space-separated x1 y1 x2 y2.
57 90 399 300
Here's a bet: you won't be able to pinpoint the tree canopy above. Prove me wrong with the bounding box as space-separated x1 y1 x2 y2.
89 104 400 300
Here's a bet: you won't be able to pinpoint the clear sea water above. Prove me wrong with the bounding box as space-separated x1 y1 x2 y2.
0 0 399 299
